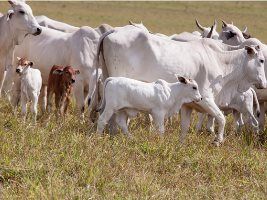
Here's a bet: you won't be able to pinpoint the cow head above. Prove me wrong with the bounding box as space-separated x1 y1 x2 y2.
16 57 33 75
244 45 267 89
176 75 202 103
53 66 80 85
219 20 246 45
7 0 42 44
195 19 219 39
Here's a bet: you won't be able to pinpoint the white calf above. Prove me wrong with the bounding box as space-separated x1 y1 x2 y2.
16 57 42 123
96 76 202 137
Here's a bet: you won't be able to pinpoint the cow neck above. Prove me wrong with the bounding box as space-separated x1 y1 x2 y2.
0 15 14 56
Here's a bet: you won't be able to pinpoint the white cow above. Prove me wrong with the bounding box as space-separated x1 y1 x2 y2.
0 0 42 97
94 26 266 145
4 26 100 120
15 57 42 123
96 76 202 136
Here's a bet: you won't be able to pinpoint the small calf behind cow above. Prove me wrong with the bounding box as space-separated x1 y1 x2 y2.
16 57 42 123
96 76 202 137
47 65 80 118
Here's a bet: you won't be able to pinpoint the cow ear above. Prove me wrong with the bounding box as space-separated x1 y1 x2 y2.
17 57 21 61
7 10 14 21
53 69 64 75
75 70 80 75
176 75 187 84
29 61 33 66
245 45 256 55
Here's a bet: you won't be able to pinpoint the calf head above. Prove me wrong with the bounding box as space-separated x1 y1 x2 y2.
16 57 33 75
176 76 202 103
6 0 42 44
53 66 80 85
244 45 267 89
219 20 246 45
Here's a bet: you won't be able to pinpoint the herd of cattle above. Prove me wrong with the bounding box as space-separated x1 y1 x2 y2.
1 0 267 146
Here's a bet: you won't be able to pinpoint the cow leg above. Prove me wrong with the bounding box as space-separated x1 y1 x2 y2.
207 115 215 133
97 108 114 134
55 93 62 119
180 106 193 143
233 110 243 131
196 113 206 132
258 102 265 131
73 80 85 122
151 111 165 135
21 93 27 123
31 93 38 124
10 77 21 116
38 85 47 114
197 98 226 146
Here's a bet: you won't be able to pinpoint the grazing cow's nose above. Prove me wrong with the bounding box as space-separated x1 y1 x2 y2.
200 97 203 101
16 69 20 73
71 79 75 83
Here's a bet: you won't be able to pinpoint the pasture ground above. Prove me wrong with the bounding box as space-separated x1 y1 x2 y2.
0 1 267 199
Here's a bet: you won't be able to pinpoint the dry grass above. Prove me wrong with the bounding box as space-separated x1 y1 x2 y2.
0 1 267 199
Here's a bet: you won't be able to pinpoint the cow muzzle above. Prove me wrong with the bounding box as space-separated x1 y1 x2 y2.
16 69 21 74
71 79 75 84
33 27 42 36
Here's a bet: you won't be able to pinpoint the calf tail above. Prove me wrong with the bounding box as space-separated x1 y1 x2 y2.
96 77 113 113
251 88 260 118
93 29 115 112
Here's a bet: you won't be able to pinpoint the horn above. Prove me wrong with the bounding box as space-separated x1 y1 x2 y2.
129 20 134 25
206 25 214 38
231 21 234 25
243 26 247 33
213 19 217 30
222 20 228 28
195 19 204 31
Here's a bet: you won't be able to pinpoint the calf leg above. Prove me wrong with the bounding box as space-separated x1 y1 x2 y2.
115 112 131 137
21 93 27 123
151 110 165 135
46 88 53 114
31 93 39 124
38 85 47 114
180 106 193 143
97 108 115 134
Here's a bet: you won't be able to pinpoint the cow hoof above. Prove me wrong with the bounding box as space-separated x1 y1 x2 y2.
212 139 223 147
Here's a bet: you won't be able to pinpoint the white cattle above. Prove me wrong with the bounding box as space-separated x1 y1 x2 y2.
4 26 100 120
96 76 202 136
0 0 42 97
15 57 42 123
35 15 113 35
94 25 266 145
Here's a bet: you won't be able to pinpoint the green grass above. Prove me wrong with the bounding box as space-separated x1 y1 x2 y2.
0 1 267 199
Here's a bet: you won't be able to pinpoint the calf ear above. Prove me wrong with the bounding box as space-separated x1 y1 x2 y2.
53 69 64 75
17 57 21 61
245 46 256 56
75 70 80 75
176 75 187 84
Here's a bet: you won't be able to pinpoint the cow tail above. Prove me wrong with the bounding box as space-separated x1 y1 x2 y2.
93 29 115 111
251 88 260 118
96 77 113 113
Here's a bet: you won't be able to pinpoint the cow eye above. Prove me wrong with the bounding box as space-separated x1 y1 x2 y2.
19 10 25 15
193 86 197 90
260 59 264 63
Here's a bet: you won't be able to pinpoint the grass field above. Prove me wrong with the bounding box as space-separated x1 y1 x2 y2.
0 1 267 199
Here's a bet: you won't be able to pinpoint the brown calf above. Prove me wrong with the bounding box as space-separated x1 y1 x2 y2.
47 65 80 117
